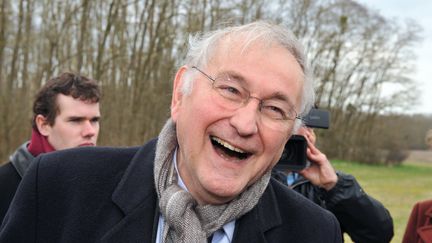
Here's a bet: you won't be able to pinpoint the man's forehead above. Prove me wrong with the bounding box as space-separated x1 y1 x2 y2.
55 94 100 116
197 32 303 95
208 45 303 109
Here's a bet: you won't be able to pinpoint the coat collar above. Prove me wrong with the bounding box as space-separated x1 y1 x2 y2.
418 205 432 242
425 206 432 219
100 138 284 243
9 142 34 177
232 180 283 243
111 138 157 214
101 139 159 243
418 225 432 242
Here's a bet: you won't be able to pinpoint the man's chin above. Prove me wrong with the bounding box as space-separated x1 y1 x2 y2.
203 179 246 203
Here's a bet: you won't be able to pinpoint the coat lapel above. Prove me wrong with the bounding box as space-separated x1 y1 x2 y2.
418 206 432 242
101 139 159 243
232 182 282 243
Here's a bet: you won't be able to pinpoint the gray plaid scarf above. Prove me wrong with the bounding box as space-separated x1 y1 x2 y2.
154 119 271 243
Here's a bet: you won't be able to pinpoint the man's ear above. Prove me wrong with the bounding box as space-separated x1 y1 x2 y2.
171 66 188 121
35 114 51 136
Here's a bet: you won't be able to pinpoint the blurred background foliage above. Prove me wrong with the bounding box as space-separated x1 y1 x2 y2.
1 0 430 164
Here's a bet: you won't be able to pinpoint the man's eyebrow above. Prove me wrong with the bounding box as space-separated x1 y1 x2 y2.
67 115 100 120
218 70 247 84
269 92 297 108
218 69 297 107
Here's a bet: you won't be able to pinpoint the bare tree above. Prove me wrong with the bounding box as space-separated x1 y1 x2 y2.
273 0 422 162
0 0 423 165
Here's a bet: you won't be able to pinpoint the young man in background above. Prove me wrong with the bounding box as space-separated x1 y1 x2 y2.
0 72 101 223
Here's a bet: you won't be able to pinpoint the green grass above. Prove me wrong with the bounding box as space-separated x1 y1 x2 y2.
331 160 432 243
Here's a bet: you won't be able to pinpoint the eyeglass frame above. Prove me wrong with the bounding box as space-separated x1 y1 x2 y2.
191 66 302 123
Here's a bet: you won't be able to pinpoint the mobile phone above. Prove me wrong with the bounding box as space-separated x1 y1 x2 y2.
275 135 309 172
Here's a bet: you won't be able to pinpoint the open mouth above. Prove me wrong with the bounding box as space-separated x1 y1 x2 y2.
210 136 252 160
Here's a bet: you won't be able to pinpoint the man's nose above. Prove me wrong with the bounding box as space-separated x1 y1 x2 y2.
81 120 97 137
229 99 260 136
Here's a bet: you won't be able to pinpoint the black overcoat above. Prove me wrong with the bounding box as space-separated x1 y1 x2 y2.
0 139 341 243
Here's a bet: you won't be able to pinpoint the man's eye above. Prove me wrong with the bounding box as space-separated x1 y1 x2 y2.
220 85 241 94
91 118 100 123
261 105 287 120
216 84 245 101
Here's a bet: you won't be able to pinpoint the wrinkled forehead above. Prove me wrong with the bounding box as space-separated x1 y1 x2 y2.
210 36 304 105
207 33 301 68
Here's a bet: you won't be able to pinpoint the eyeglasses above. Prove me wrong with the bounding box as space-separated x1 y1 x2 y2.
192 66 300 131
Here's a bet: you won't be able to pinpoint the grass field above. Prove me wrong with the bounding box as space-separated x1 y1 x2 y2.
331 159 432 243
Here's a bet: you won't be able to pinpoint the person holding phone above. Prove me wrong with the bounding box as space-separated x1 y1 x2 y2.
273 127 394 243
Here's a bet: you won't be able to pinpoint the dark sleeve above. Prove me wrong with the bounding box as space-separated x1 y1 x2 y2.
0 162 21 224
0 157 40 242
323 172 394 243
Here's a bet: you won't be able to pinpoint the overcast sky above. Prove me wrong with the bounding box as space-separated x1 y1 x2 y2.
359 0 432 115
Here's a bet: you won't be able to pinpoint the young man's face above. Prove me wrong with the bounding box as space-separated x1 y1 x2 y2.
171 38 304 205
38 94 100 150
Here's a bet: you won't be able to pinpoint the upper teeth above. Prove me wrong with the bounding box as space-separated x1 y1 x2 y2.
212 137 246 153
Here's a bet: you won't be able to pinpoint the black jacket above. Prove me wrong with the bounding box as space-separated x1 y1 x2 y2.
272 170 394 243
0 139 342 243
0 142 34 224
